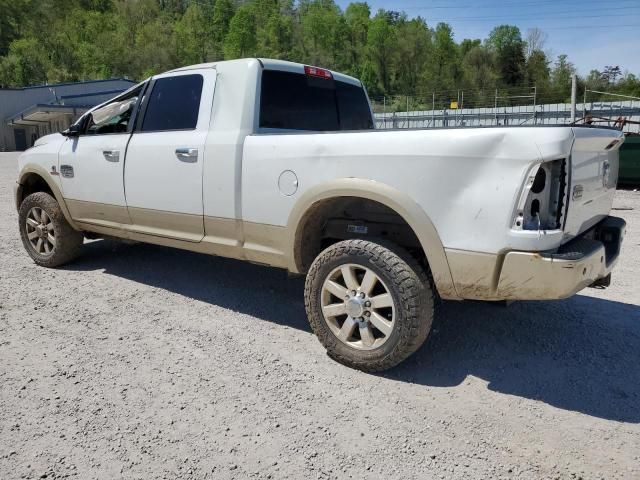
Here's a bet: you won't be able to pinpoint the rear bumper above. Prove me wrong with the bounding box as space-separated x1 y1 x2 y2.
447 216 626 301
497 216 625 299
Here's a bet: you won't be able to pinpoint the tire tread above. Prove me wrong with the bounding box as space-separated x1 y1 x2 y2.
18 192 83 268
304 239 434 372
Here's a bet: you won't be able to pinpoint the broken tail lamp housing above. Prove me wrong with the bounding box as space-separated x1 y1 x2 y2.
512 159 568 232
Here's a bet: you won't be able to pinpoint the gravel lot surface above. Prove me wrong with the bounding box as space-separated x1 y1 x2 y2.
1 152 639 479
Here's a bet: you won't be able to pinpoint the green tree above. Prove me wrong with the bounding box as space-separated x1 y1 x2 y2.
525 49 550 89
462 45 497 92
254 0 293 59
0 0 30 56
551 54 576 101
211 0 235 59
394 17 431 95
459 38 481 58
366 10 396 93
430 23 459 89
486 25 526 86
299 0 348 68
614 72 640 97
344 2 370 77
224 4 257 59
174 3 211 64
1 0 639 102
0 38 49 86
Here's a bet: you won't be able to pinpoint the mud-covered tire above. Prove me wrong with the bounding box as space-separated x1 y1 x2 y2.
304 239 435 372
18 192 83 267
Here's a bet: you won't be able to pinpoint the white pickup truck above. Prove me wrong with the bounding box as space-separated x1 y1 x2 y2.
15 58 626 371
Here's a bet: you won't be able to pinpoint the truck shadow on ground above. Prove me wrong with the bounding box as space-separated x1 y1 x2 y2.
69 240 640 423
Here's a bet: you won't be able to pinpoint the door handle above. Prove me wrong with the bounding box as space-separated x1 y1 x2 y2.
175 148 198 163
103 150 120 162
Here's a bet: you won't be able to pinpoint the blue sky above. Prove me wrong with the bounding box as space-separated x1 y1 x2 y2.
335 0 640 75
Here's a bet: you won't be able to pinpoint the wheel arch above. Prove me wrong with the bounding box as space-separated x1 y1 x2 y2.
16 165 80 231
286 178 459 300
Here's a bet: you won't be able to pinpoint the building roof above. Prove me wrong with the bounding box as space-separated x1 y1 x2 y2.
0 77 136 91
7 103 92 126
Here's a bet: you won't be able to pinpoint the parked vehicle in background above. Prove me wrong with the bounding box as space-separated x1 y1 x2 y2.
14 59 626 371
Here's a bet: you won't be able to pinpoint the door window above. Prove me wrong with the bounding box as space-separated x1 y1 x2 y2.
140 74 204 132
85 85 143 135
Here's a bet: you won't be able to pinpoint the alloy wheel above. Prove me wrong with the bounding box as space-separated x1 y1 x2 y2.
320 263 395 350
25 207 56 255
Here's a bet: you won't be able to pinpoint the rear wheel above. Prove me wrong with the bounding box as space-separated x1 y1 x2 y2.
18 192 83 267
304 239 434 372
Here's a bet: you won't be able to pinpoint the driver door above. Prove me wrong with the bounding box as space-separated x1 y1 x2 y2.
58 83 146 228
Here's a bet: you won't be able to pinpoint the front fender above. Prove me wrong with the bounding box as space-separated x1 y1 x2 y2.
17 164 80 231
285 178 459 300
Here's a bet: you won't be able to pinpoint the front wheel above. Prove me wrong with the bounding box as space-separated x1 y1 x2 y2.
18 192 84 267
304 239 435 372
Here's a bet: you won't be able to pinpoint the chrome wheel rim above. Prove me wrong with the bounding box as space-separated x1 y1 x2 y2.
321 263 395 350
25 207 56 256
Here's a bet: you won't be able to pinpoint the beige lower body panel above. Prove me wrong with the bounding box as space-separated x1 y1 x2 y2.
66 199 132 227
128 206 203 242
446 245 612 301
71 200 289 269
446 249 503 300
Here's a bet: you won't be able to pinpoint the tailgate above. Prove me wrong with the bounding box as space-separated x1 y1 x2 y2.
563 127 624 238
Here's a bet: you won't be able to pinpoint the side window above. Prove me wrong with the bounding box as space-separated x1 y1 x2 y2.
141 74 204 132
85 89 141 135
336 81 374 130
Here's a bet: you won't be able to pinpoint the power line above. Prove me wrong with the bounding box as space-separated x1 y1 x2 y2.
427 12 635 22
396 0 640 10
515 23 640 30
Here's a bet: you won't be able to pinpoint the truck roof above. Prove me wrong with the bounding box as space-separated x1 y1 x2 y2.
167 58 362 87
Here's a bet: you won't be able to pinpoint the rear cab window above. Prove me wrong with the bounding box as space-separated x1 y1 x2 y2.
259 69 374 132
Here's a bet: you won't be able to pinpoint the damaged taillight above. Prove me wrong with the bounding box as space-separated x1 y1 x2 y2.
513 159 568 232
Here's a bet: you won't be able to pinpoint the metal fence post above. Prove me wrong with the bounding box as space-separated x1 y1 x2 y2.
406 96 409 128
570 74 577 123
383 96 386 129
432 93 435 127
533 85 537 125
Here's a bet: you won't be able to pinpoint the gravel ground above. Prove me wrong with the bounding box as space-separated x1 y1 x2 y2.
1 152 639 480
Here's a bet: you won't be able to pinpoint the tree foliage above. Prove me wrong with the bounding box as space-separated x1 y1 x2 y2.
0 0 638 104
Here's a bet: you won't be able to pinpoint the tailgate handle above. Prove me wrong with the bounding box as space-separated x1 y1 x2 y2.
175 148 198 162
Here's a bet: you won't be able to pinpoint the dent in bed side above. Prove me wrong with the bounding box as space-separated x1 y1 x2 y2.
284 178 460 300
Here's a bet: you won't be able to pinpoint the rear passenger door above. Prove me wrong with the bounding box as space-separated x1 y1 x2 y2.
124 69 216 242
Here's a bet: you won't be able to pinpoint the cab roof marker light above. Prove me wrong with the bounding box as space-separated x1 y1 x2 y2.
304 65 332 80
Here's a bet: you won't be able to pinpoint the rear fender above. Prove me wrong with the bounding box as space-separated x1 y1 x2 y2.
286 178 460 300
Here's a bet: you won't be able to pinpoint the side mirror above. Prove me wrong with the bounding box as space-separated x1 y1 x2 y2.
62 123 82 137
